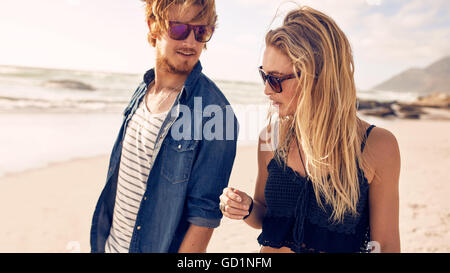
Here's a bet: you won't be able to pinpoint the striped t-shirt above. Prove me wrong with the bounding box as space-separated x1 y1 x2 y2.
105 98 169 253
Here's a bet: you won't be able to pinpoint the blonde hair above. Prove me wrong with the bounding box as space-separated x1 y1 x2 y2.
266 6 368 223
141 0 217 47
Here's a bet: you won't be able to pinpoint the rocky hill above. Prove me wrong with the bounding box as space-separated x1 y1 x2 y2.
373 56 450 95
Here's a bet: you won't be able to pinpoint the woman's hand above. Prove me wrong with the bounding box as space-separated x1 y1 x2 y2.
219 187 253 220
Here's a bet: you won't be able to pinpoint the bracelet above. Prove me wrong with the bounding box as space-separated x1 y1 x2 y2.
243 198 254 220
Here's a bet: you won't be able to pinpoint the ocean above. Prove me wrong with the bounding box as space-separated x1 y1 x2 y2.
0 65 269 113
0 65 404 177
0 64 420 113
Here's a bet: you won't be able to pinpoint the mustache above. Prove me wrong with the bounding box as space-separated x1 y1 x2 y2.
176 47 198 55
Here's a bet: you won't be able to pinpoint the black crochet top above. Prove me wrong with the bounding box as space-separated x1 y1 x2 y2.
257 125 376 253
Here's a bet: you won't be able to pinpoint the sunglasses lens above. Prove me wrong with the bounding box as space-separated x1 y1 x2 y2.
169 23 190 40
194 26 214 42
259 68 281 92
259 69 266 84
268 76 281 92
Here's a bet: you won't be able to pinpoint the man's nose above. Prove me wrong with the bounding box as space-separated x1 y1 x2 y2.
183 29 197 46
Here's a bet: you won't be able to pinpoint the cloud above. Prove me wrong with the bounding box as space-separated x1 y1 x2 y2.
229 0 450 88
366 0 382 6
355 0 450 61
1 0 448 90
65 0 81 6
353 0 450 87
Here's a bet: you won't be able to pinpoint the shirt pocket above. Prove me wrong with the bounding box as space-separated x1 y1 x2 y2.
160 138 198 184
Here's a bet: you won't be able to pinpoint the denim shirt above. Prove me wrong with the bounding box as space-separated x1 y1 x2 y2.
90 62 239 253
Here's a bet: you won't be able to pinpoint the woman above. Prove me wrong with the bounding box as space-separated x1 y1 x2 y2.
219 6 401 253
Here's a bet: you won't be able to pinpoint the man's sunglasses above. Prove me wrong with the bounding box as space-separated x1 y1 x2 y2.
168 21 215 43
258 66 301 93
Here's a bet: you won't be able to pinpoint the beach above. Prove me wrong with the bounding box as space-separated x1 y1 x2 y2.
2 0 450 254
0 117 449 253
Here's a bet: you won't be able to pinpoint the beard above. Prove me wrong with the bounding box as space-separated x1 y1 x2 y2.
156 49 196 76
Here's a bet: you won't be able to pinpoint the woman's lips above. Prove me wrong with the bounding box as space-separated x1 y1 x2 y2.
270 99 281 107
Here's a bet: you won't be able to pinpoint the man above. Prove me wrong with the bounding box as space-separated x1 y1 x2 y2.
90 0 238 253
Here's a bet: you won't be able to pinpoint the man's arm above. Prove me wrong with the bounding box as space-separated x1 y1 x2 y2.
181 105 239 251
178 224 214 253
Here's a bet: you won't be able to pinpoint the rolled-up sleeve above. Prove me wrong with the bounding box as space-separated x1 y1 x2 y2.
186 108 239 228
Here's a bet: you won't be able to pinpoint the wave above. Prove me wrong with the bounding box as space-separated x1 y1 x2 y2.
0 65 424 113
357 89 420 103
0 95 128 112
42 79 96 91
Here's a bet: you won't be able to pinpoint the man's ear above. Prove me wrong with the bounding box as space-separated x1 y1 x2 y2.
147 19 159 47
147 19 158 39
147 19 152 31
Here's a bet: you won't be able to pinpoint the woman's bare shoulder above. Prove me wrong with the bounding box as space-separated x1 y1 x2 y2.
363 123 399 157
360 120 401 183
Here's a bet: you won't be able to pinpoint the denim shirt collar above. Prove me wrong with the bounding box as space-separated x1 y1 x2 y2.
143 61 203 100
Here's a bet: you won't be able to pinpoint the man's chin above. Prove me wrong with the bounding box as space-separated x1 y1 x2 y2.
173 64 194 75
158 57 195 76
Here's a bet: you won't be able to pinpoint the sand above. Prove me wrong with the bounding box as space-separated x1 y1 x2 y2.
0 119 449 253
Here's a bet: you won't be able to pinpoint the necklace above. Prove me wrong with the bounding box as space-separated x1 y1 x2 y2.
145 83 183 114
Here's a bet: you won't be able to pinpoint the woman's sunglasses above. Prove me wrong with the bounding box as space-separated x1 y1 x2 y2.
258 66 301 93
168 21 215 43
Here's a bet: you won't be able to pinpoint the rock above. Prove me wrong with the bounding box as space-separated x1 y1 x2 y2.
391 103 426 119
357 100 379 110
357 99 396 110
357 99 397 118
43 80 95 91
414 92 450 108
356 93 450 119
359 107 396 118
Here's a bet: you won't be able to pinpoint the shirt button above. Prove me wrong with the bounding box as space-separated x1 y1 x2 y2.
137 226 141 230
144 197 147 201
178 144 182 149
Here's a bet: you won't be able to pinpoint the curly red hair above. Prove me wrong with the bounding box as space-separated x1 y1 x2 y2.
141 0 217 47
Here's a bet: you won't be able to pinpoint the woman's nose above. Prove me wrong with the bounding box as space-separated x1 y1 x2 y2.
263 82 275 96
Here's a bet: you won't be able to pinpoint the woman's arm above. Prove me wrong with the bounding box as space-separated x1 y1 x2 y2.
366 127 401 253
219 126 273 229
243 132 272 229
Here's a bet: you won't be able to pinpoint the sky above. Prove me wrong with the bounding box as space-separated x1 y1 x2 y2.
0 0 449 90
